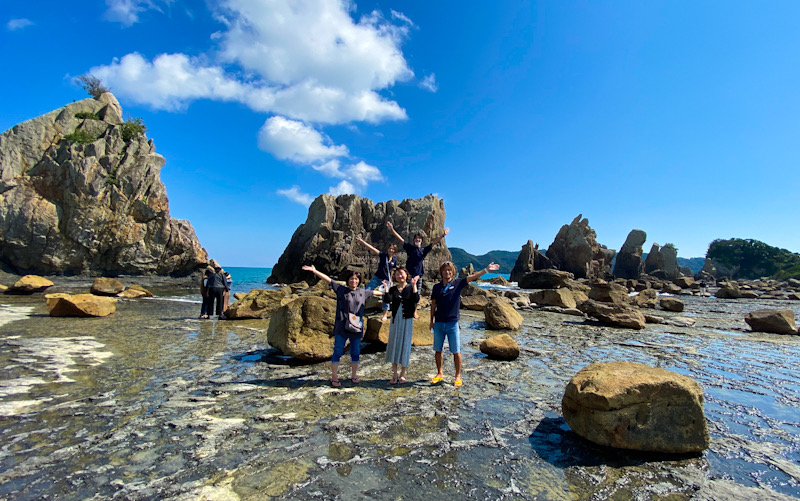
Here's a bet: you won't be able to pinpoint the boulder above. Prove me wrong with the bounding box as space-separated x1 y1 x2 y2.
117 288 149 299
562 361 709 454
287 281 309 294
10 275 54 293
674 277 695 289
660 297 685 312
546 215 615 279
486 276 510 286
0 93 207 276
91 277 124 296
266 296 338 361
458 263 475 279
484 297 523 330
588 280 629 305
631 289 658 309
509 240 553 282
644 243 681 280
744 309 798 335
227 289 292 319
127 284 154 297
661 283 682 294
268 194 450 285
461 295 489 311
613 229 646 279
529 288 577 309
363 311 433 346
46 293 116 317
716 282 743 299
518 269 575 289
479 334 519 360
578 300 646 329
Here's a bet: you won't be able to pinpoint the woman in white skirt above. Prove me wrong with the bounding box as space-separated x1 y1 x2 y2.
383 267 420 384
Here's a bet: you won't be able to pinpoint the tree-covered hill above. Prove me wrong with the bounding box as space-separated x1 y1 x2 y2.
448 247 518 272
707 238 800 280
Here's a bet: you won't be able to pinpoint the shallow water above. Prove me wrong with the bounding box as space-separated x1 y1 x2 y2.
0 291 798 500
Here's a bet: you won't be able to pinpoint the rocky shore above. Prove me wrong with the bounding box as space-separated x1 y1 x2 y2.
0 279 798 500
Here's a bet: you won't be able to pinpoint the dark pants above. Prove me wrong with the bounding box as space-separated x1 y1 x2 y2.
200 294 211 316
208 287 226 316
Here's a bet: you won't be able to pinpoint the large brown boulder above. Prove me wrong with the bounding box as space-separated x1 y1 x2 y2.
588 280 629 305
631 288 658 309
484 297 523 330
546 215 615 280
91 277 124 296
518 269 575 289
579 300 646 329
509 240 554 282
529 288 577 309
562 361 709 454
268 194 450 285
644 243 681 280
46 293 116 317
266 296 338 361
363 311 433 346
226 289 293 319
613 229 646 279
744 309 798 335
479 334 519 360
716 282 743 299
660 297 685 312
10 275 54 293
0 93 207 276
460 295 489 311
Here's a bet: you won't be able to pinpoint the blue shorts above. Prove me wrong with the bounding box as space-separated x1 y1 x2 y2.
332 333 361 363
433 321 461 353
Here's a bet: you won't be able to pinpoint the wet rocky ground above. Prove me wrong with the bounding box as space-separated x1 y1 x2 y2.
0 288 798 500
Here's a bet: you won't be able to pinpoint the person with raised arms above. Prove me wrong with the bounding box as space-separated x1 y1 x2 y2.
354 235 397 321
386 221 449 318
429 261 500 387
382 267 420 384
301 264 383 387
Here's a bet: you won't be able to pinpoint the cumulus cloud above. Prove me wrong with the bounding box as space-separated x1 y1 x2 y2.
419 73 438 93
258 117 348 164
7 18 34 30
329 180 356 196
277 185 314 207
345 161 384 187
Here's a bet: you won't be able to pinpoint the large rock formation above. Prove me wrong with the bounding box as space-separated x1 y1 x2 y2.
0 93 207 276
509 240 553 283
613 229 646 279
546 215 615 280
269 194 450 285
562 361 709 454
644 243 681 280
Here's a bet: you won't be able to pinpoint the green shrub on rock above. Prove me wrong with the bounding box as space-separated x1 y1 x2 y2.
121 117 147 143
63 129 97 144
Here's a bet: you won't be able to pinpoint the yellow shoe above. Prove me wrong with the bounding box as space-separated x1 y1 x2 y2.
431 376 443 384
454 379 463 387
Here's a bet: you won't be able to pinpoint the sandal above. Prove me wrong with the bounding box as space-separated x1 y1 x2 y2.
454 379 463 387
398 377 407 384
351 377 361 384
330 379 341 388
431 376 443 385
389 377 397 385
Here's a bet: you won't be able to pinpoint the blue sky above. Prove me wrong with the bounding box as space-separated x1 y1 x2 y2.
3 1 799 267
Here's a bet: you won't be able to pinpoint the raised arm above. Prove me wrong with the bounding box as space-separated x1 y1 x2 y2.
429 227 450 247
301 264 332 284
386 221 405 244
466 262 500 283
410 275 419 294
354 235 380 255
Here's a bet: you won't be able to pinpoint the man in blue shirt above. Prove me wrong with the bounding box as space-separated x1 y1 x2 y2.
430 260 500 387
387 221 449 318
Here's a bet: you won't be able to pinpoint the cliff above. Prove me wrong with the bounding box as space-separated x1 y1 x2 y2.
0 93 207 275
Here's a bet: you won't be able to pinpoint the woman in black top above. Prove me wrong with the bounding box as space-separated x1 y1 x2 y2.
382 267 420 384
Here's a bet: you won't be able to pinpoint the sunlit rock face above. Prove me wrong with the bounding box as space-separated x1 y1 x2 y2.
0 93 207 276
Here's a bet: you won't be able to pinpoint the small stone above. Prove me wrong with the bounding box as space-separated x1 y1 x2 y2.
479 334 519 360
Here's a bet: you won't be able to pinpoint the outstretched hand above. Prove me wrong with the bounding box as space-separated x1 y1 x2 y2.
386 221 394 230
301 264 316 272
355 235 364 243
486 262 500 272
443 228 450 236
410 275 420 285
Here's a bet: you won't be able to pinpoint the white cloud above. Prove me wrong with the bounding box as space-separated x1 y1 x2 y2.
391 10 414 27
419 73 438 93
314 160 345 178
329 180 356 196
277 186 314 207
103 0 172 26
345 161 384 187
257 116 348 164
7 18 34 30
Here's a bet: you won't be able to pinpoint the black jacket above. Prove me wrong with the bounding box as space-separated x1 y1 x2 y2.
383 284 420 320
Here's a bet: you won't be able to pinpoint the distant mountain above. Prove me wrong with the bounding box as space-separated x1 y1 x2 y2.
448 247 518 272
706 238 800 280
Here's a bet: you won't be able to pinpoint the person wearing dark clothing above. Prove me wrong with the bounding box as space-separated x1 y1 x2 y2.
429 260 500 387
199 267 214 319
354 235 398 321
302 264 383 387
386 221 450 318
206 266 230 319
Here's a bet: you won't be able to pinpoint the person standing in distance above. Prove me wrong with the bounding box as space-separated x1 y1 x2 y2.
430 261 500 387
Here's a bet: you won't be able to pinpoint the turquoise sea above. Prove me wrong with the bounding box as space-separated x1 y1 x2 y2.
225 266 511 295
